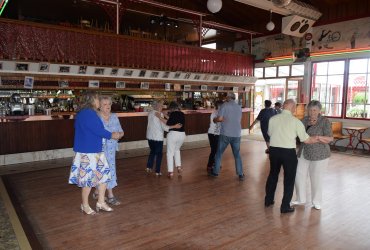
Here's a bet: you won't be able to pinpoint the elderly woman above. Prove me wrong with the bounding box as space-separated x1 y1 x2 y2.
68 91 123 215
166 101 186 178
292 100 333 210
147 100 182 176
206 100 223 173
96 95 124 206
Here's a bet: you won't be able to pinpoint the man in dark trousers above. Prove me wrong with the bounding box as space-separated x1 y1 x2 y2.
250 100 277 154
265 99 318 213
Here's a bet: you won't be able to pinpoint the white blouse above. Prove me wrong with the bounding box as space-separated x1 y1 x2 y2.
146 110 169 141
208 111 221 135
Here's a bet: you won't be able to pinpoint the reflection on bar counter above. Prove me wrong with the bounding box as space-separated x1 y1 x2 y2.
0 89 246 118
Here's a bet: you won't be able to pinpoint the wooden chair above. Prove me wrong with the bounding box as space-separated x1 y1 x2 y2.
331 121 350 150
356 137 370 154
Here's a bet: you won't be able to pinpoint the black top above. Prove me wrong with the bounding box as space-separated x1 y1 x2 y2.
167 111 185 132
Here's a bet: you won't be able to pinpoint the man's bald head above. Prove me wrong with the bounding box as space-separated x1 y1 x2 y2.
283 99 297 113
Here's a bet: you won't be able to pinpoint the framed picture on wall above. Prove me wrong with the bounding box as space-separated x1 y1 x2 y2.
59 66 70 73
212 75 220 81
94 68 105 75
24 76 34 89
139 70 146 77
140 82 149 89
233 87 239 92
194 74 201 80
88 80 100 88
16 63 29 71
174 72 181 79
116 81 126 89
201 85 208 91
165 83 171 91
78 65 87 74
111 68 118 76
184 85 191 91
162 71 170 78
124 70 133 77
184 73 191 79
217 86 224 91
39 62 49 72
150 71 159 78
58 80 69 88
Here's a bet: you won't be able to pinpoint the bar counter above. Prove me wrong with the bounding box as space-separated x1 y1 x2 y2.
0 109 251 155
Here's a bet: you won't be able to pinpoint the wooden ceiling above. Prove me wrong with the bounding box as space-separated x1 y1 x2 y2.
3 0 370 39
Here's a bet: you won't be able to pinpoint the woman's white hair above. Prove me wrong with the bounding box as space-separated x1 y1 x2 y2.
99 95 112 105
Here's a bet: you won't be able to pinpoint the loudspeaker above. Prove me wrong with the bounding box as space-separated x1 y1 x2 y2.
281 15 315 37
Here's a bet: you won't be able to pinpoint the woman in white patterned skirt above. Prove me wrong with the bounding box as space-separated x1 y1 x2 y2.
68 91 123 215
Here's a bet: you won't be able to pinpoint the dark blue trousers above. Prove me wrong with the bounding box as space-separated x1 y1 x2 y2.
147 140 164 173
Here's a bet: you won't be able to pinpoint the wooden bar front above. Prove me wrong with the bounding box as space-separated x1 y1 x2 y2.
0 110 251 155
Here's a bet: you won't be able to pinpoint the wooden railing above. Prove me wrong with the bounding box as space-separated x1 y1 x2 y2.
0 18 253 76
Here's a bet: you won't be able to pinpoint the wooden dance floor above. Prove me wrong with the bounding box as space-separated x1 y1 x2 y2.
3 140 370 249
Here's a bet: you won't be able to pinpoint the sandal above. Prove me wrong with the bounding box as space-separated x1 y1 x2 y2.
107 196 121 206
177 167 183 176
80 204 96 215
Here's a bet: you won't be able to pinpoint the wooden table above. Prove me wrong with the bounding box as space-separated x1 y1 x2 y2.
343 126 368 151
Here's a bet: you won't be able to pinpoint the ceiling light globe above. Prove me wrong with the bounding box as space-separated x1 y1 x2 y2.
207 0 222 14
266 21 275 31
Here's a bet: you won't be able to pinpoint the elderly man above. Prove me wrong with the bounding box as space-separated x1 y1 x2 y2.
265 99 318 213
210 93 244 181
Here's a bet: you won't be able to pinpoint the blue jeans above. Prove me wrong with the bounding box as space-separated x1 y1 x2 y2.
213 134 243 176
147 140 164 173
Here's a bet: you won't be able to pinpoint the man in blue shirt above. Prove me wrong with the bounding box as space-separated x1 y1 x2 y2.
250 100 277 154
210 93 244 181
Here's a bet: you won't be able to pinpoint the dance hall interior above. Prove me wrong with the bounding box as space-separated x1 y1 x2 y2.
1 0 370 249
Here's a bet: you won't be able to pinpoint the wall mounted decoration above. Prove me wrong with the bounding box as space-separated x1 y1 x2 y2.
88 80 100 88
16 63 29 71
78 65 87 74
24 76 34 89
59 66 70 73
140 82 149 89
116 81 126 88
94 68 105 75
39 62 49 72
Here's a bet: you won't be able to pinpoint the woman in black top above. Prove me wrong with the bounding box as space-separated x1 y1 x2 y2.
166 101 186 178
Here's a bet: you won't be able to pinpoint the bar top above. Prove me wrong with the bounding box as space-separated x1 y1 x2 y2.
0 108 252 122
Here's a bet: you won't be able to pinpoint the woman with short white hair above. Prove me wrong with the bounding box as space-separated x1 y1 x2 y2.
146 100 181 176
94 95 124 206
292 100 333 210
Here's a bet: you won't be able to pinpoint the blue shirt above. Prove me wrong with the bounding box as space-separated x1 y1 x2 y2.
73 108 112 153
256 108 276 132
218 100 242 137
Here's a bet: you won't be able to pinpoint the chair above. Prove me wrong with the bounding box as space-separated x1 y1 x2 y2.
331 121 350 150
356 137 370 154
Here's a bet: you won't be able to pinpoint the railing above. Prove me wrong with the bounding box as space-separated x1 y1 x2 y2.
0 18 253 76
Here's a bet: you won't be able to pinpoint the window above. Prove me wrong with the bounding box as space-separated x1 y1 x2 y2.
311 61 345 117
254 68 263 78
291 64 304 76
265 67 277 77
346 59 370 119
278 66 290 77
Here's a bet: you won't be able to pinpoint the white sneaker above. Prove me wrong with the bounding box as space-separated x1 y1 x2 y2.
290 201 305 206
